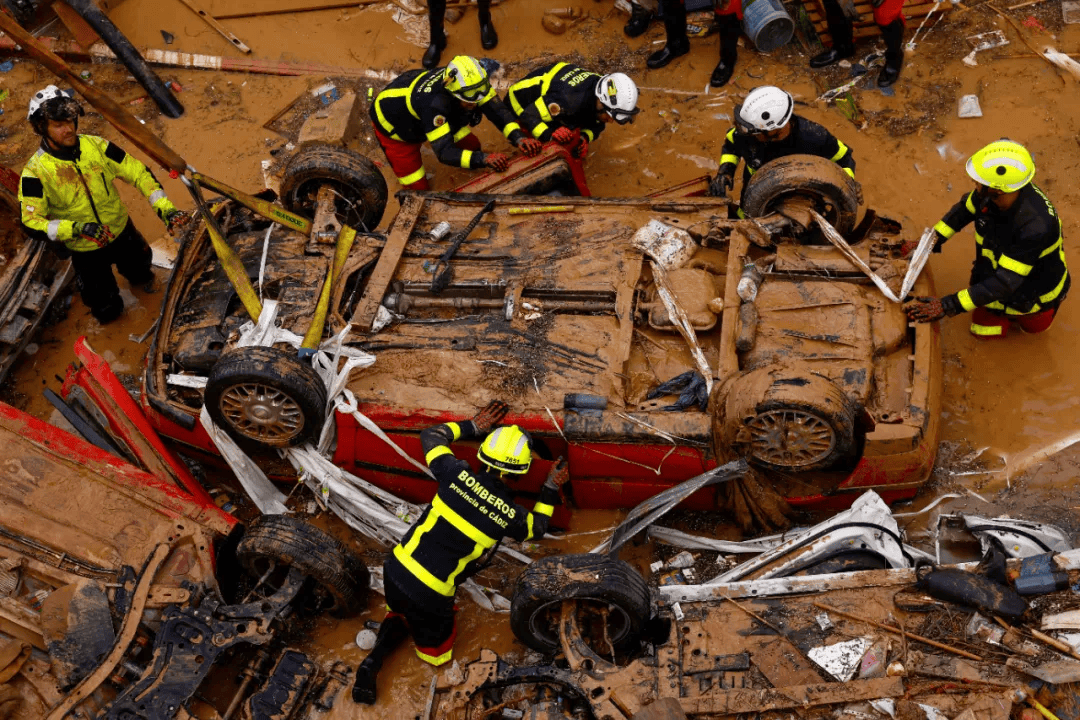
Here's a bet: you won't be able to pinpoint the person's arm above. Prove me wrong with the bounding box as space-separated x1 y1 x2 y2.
503 459 566 542
509 86 552 141
478 92 526 146
421 420 480 469
933 191 978 247
98 138 179 221
18 170 70 242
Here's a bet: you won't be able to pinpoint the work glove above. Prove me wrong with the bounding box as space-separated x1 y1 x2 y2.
932 230 947 253
516 137 543 158
904 295 958 323
646 370 710 412
73 221 114 248
709 171 734 198
483 152 510 172
571 135 589 159
472 400 509 433
545 457 569 489
551 127 577 145
161 208 191 233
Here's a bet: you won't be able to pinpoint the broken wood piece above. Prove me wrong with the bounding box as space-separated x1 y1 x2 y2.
176 0 252 53
994 616 1080 661
680 676 904 715
215 0 386 20
1042 609 1080 631
753 638 825 686
1007 0 1050 9
1007 656 1080 684
813 602 982 661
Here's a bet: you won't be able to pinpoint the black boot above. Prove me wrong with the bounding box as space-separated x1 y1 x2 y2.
877 19 904 87
423 0 447 70
624 1 654 37
646 0 689 69
810 0 855 68
352 615 409 705
710 13 741 87
478 0 498 50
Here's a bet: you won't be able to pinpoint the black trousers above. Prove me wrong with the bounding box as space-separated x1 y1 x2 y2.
428 0 491 38
70 221 153 323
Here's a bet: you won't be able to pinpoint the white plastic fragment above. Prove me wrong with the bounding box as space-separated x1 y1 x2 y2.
958 94 983 118
808 637 871 682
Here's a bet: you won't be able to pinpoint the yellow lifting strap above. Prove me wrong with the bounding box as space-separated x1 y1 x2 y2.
192 172 312 235
301 224 357 354
191 177 263 323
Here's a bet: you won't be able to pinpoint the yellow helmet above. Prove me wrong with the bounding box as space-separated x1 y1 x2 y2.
444 56 492 103
965 140 1035 192
478 425 532 475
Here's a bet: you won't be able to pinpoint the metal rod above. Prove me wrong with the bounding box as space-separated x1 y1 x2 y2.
814 602 982 661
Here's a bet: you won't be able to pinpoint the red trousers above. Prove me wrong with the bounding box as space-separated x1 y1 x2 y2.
374 127 481 191
969 307 1058 339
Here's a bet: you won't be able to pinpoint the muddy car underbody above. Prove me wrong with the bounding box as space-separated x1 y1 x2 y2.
141 145 941 515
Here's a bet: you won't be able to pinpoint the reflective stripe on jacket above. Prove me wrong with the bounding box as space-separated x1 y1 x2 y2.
936 184 1069 315
369 68 524 170
507 62 606 143
389 420 558 602
19 135 175 252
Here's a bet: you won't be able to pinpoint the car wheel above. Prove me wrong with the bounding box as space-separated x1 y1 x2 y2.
797 550 888 576
279 144 388 231
729 371 858 472
741 154 860 235
510 553 651 655
205 346 327 448
236 515 369 617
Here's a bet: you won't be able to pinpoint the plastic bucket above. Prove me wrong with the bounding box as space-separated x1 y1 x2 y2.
742 0 794 52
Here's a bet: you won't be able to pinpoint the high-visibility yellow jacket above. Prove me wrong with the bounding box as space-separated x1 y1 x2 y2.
18 135 176 252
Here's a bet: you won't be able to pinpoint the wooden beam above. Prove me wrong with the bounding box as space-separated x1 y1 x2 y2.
680 677 903 715
350 193 425 332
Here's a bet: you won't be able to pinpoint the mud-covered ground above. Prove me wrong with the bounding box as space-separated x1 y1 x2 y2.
1 0 1080 716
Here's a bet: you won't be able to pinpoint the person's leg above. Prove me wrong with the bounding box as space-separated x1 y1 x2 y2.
110 223 155 291
876 16 905 86
351 612 409 704
70 246 123 324
374 128 430 191
410 604 458 667
1017 308 1058 334
647 0 689 69
624 0 657 37
711 11 742 87
423 0 446 69
478 0 497 50
970 307 1009 339
809 0 855 67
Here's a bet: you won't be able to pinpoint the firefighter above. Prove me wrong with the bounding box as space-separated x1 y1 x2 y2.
370 56 542 191
352 400 567 705
423 0 498 69
506 64 639 158
708 86 856 210
809 0 906 87
18 86 189 324
905 140 1069 337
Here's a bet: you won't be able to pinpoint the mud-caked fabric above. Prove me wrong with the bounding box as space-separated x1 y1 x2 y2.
384 419 559 611
935 184 1069 319
369 68 524 175
507 63 606 143
717 114 856 191
70 221 153 323
19 134 177 253
373 127 481 191
383 572 457 666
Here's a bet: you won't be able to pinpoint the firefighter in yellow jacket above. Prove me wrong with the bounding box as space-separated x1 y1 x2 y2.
18 86 189 324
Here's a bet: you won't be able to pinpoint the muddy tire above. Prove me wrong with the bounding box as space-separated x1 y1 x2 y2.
741 154 860 235
510 553 651 654
205 346 327 448
733 372 858 472
237 515 369 617
279 144 388 231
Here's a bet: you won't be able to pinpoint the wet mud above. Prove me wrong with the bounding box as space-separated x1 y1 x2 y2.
0 0 1079 716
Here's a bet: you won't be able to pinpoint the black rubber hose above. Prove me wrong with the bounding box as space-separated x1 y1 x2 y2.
61 0 184 118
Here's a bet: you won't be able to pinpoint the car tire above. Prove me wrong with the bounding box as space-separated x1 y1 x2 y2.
797 550 888 576
510 553 651 655
279 144 388 231
732 371 859 472
236 514 369 617
741 154 860 235
205 346 327 448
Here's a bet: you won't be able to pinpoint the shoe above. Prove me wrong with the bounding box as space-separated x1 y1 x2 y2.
877 61 901 87
422 37 445 69
479 19 498 50
710 59 735 87
646 42 689 68
624 3 653 37
809 45 855 68
351 662 377 705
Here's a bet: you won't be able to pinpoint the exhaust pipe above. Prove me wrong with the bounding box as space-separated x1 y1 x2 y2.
61 0 184 118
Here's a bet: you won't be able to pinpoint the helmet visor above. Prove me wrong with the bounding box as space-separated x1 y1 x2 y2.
452 77 491 103
608 106 640 125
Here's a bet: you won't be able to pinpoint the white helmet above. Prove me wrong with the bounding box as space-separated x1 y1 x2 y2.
736 86 793 134
28 85 71 120
595 73 640 125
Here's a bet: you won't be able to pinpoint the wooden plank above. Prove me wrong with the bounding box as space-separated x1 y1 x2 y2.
681 677 904 715
350 193 426 332
176 0 252 53
752 638 825 687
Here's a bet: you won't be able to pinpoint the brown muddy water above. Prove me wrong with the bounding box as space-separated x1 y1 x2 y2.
1 0 1080 716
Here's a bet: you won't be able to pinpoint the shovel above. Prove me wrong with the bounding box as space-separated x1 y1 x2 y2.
430 200 495 294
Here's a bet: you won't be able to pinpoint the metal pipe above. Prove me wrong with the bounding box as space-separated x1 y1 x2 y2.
60 0 184 118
